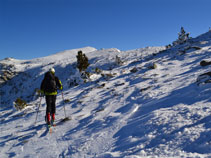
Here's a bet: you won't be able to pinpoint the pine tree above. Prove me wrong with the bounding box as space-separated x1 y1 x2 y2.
76 50 89 72
173 27 190 46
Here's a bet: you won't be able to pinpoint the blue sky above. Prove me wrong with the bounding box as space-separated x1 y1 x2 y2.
0 0 211 60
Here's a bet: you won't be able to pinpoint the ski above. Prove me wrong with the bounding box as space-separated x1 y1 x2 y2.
42 117 71 135
47 124 53 134
47 120 57 133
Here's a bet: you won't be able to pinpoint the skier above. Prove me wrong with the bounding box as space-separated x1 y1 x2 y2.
40 68 63 126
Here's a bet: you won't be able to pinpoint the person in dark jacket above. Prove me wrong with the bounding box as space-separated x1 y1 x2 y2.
40 68 63 125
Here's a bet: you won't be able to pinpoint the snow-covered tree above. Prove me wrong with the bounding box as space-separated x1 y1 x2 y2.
173 27 190 46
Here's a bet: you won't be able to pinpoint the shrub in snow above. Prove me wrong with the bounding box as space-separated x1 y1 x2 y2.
115 55 123 66
95 67 102 74
101 73 114 80
81 71 93 83
76 50 89 72
148 63 158 69
165 44 172 49
14 98 28 110
173 27 191 46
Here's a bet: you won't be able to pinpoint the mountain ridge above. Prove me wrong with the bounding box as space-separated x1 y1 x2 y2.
0 31 211 158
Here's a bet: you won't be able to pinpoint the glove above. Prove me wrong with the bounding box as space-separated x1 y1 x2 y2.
40 90 45 97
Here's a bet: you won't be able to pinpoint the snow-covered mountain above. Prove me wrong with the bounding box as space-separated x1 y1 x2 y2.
0 31 211 158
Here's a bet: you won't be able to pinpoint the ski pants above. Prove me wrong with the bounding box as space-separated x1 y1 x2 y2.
45 95 57 115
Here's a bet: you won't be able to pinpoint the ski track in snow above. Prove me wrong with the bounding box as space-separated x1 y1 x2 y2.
0 33 211 158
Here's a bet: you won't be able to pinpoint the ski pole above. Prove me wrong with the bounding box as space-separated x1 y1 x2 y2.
35 96 43 125
61 91 67 118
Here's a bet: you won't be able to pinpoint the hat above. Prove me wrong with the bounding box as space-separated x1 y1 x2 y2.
49 68 55 74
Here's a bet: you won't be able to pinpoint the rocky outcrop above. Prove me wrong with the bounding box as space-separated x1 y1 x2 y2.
0 63 18 86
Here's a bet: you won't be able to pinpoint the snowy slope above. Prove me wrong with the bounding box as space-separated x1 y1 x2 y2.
0 32 211 158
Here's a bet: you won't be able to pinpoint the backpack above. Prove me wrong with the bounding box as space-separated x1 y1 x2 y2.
43 72 57 92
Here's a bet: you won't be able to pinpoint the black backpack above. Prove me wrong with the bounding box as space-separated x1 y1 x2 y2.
42 72 57 92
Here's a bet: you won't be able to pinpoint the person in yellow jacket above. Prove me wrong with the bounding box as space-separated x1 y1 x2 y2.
40 68 62 125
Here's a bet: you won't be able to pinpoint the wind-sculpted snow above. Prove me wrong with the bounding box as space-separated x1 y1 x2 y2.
0 32 211 158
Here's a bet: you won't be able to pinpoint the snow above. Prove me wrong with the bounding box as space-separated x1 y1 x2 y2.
0 32 211 158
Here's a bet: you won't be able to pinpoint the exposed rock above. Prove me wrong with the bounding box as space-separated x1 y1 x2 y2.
197 71 211 85
130 67 138 73
200 60 211 67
